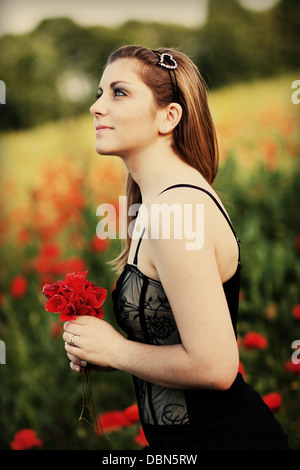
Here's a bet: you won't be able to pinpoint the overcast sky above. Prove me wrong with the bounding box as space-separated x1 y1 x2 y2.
0 0 281 37
0 0 208 36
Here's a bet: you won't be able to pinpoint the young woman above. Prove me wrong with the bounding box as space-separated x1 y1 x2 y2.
63 45 289 450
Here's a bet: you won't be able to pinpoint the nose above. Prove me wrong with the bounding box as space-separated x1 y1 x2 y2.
90 96 107 117
90 99 100 117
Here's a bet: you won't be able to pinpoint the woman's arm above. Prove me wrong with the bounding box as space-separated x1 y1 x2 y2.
64 192 239 390
64 234 238 390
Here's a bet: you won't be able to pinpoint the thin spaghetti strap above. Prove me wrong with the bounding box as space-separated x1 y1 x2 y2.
133 184 240 266
158 184 237 237
133 227 146 265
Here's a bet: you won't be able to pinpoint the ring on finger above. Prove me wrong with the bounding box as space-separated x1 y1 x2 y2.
69 335 76 346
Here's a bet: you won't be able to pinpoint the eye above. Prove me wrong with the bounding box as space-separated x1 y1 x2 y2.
114 88 126 97
95 91 102 100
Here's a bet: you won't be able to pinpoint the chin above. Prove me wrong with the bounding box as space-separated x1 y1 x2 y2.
94 145 121 159
95 143 112 155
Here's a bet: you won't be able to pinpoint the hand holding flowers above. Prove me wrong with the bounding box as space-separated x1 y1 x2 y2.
63 315 125 373
42 270 123 432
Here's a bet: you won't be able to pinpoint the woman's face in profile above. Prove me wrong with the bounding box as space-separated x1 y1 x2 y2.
90 58 162 159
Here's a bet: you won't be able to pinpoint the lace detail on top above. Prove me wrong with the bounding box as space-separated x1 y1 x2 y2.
112 184 242 426
112 263 191 425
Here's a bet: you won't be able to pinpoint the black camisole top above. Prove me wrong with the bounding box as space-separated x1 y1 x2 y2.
112 184 244 428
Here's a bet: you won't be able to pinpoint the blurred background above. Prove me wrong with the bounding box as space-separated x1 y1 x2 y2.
0 0 299 450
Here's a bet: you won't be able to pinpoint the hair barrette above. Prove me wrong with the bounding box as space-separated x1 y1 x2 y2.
158 53 178 70
151 50 179 102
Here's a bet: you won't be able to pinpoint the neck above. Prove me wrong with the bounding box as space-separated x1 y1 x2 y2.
122 140 193 204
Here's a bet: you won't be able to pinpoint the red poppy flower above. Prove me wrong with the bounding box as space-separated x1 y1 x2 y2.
134 426 148 447
124 403 139 423
242 331 268 350
40 242 62 258
50 320 64 338
34 243 62 275
97 411 132 434
10 275 28 298
238 361 245 377
292 304 300 320
42 270 107 321
34 241 86 277
284 360 300 374
262 392 282 412
56 257 87 276
10 429 43 450
16 228 30 244
97 404 140 435
90 235 110 253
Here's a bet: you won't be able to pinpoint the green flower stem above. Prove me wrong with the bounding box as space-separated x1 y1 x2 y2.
79 366 109 439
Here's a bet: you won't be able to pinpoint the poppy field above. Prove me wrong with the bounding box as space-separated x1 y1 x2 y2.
0 72 299 450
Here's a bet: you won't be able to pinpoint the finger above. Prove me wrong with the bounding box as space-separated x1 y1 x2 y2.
66 352 80 363
63 332 80 347
63 321 84 335
64 339 82 356
70 361 82 373
66 352 87 367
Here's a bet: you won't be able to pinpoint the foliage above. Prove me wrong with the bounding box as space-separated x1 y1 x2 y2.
197 0 300 87
0 0 299 129
0 73 299 450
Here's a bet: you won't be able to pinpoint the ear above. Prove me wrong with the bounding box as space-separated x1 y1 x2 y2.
159 103 182 134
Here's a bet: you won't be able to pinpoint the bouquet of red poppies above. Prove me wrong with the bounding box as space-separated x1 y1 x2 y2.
43 270 107 321
42 270 107 432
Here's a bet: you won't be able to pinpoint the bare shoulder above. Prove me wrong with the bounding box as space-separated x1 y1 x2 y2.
148 185 216 270
148 181 231 245
153 182 230 221
146 181 238 284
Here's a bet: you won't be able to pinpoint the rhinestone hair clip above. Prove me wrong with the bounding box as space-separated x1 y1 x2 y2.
151 50 179 102
158 53 178 70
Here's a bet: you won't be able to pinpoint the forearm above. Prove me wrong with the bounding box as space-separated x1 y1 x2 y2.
63 317 238 389
111 337 224 390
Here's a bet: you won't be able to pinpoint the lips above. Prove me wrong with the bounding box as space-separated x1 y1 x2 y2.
95 125 113 132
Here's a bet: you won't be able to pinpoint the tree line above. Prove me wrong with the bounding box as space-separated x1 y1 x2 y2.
0 0 299 129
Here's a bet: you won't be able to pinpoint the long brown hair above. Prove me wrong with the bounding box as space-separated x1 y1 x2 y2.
105 45 219 272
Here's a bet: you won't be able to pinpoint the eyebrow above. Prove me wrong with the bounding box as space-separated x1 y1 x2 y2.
97 80 131 93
